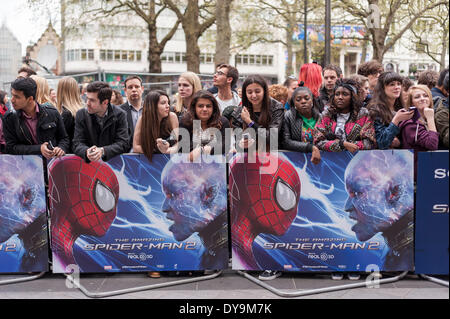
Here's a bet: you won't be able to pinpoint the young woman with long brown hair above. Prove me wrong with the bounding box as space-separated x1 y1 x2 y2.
228 74 284 151
133 90 179 162
368 72 414 149
179 90 230 161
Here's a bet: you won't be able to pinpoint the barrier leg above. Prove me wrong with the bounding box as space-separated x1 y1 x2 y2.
65 270 223 298
419 274 449 287
0 272 46 286
237 271 408 298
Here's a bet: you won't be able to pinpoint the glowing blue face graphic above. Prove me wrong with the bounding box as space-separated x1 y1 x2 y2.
344 151 414 241
0 156 46 243
161 156 227 241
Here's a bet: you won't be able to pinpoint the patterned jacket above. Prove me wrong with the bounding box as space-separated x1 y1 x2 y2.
313 107 377 152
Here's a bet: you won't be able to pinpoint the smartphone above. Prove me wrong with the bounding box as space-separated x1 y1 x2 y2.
47 140 54 151
242 133 250 141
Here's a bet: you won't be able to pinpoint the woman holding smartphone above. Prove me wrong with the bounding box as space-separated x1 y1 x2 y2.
133 90 179 163
228 74 284 152
399 85 439 177
368 72 414 149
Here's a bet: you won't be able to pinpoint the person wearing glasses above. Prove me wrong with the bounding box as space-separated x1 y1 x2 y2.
213 64 241 113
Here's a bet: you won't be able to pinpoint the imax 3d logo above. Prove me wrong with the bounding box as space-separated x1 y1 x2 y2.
432 204 449 214
434 169 449 179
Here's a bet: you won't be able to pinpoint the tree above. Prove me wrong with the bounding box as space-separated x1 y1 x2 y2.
229 0 324 78
408 3 449 71
28 0 181 74
164 0 216 73
337 0 448 62
214 0 233 67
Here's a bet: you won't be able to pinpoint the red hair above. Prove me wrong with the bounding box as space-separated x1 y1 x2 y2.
298 63 323 97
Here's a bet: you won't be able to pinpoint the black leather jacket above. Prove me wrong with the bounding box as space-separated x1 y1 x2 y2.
281 107 320 153
2 102 69 155
229 98 284 150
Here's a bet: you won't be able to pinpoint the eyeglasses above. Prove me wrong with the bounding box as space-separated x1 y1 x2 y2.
215 71 227 77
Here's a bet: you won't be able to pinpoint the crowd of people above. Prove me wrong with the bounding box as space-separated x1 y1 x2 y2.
0 61 448 280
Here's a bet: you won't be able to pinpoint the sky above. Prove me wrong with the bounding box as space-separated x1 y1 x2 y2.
0 0 54 54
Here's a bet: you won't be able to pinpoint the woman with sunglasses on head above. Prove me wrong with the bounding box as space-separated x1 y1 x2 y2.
281 83 321 164
313 78 376 153
228 74 284 152
179 90 230 161
367 72 414 149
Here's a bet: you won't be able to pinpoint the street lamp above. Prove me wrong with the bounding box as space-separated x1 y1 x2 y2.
304 0 308 64
324 0 331 66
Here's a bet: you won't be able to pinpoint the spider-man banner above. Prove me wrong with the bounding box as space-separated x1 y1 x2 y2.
229 150 414 272
415 151 449 275
0 155 49 273
48 154 228 273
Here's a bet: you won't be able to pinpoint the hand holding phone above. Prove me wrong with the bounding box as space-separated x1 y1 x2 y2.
47 140 54 151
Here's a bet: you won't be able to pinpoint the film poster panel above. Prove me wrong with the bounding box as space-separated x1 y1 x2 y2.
0 155 49 273
48 154 228 273
415 151 449 275
229 150 414 272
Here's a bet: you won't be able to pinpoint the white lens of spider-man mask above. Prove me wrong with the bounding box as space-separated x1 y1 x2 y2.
274 177 297 212
94 180 116 213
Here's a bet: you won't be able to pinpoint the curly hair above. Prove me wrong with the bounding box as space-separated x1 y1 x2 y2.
417 70 439 90
328 78 363 122
357 60 384 77
268 84 288 104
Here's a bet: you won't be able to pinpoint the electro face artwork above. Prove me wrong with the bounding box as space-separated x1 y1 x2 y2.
344 151 414 242
161 158 227 242
161 155 229 269
0 155 48 272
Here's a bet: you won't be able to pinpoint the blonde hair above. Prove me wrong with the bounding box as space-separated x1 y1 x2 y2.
406 84 433 110
175 72 202 113
56 77 84 117
30 75 53 106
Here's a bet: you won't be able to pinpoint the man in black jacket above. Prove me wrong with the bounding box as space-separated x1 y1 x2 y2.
319 64 342 109
72 81 129 162
119 76 143 151
2 77 69 158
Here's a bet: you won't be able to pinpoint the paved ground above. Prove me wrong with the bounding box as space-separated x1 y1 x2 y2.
0 269 447 299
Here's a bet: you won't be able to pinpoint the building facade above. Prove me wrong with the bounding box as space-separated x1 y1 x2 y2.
0 23 22 90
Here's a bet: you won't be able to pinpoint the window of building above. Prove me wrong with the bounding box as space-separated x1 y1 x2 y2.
66 49 95 62
235 54 274 66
